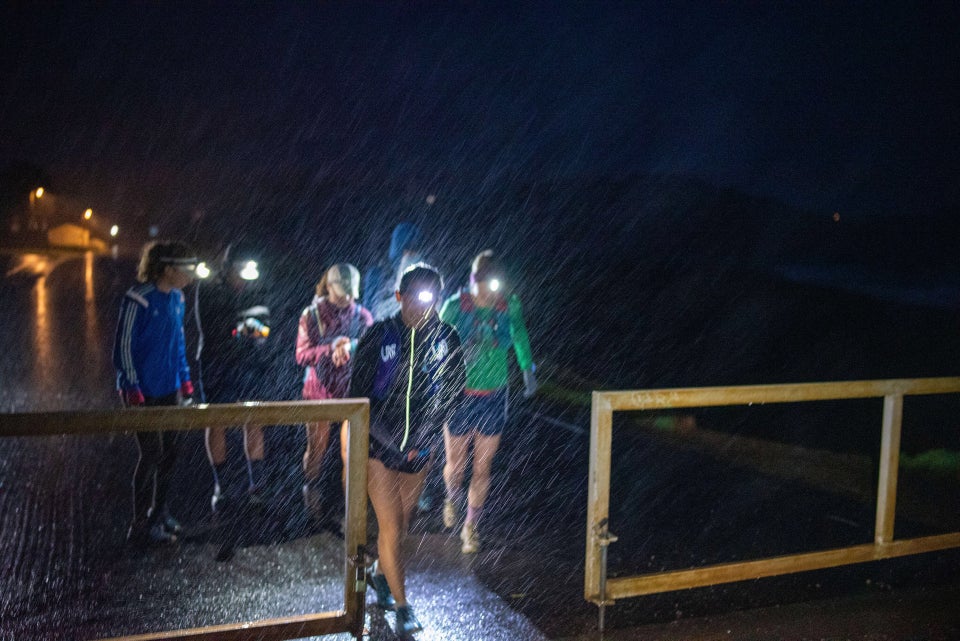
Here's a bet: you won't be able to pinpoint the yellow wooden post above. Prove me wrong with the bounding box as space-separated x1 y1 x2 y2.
342 402 370 638
585 392 613 604
875 393 903 544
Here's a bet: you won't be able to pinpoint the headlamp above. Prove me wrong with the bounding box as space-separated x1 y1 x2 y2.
488 278 501 292
417 290 435 304
237 260 259 281
195 262 211 279
161 256 200 276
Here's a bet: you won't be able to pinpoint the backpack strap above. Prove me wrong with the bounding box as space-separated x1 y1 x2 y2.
459 288 474 312
312 299 326 338
348 303 363 338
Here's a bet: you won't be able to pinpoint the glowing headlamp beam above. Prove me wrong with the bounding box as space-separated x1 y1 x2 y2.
239 260 259 281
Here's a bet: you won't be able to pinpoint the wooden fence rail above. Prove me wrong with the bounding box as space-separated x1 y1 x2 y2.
0 399 370 641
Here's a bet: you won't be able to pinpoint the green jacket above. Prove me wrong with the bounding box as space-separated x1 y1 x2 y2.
439 288 534 392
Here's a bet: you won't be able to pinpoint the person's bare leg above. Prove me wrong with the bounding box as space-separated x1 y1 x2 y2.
302 422 332 518
367 459 425 608
243 424 266 492
443 425 471 502
205 426 227 465
339 421 349 487
398 464 426 535
303 422 332 481
205 426 229 505
368 459 407 606
243 424 265 461
467 433 501 516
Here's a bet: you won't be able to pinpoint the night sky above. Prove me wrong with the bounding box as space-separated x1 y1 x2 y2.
3 1 960 232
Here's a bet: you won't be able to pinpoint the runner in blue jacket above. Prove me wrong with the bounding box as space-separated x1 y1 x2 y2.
113 240 197 546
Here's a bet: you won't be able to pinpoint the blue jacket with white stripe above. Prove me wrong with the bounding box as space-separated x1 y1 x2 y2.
112 283 191 398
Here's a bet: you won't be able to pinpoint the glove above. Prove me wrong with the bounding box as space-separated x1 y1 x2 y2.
121 387 145 407
522 368 538 398
180 380 194 404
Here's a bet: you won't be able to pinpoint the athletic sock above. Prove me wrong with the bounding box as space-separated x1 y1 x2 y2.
247 458 265 490
466 504 482 526
213 462 228 495
445 483 464 506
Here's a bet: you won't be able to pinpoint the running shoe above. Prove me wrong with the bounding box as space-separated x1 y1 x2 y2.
127 521 177 547
442 498 457 529
148 507 182 535
416 492 432 513
210 489 227 514
160 514 182 535
247 484 266 506
302 483 322 521
395 605 423 636
460 521 480 554
366 561 396 610
148 522 178 544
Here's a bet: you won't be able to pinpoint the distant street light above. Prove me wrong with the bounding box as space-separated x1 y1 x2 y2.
109 225 119 237
29 186 45 207
84 208 93 220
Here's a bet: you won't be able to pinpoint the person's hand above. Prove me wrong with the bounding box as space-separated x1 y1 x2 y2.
121 387 145 407
180 380 194 404
522 368 538 398
331 336 352 367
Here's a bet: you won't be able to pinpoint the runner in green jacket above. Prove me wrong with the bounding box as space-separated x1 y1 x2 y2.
439 250 537 553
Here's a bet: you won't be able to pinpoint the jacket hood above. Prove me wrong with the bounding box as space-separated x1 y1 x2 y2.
389 222 421 262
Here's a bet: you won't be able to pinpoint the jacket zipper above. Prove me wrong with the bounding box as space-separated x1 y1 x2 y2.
400 324 416 452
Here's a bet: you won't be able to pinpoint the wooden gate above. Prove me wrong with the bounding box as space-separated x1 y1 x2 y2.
0 399 370 641
586 377 960 628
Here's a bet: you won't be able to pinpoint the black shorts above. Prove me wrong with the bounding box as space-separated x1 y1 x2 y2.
369 437 430 474
447 388 508 436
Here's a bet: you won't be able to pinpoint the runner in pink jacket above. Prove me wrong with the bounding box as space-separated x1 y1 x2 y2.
295 263 373 523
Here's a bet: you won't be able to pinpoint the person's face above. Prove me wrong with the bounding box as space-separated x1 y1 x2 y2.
472 275 502 305
396 284 438 328
326 279 352 307
164 264 195 290
325 265 354 307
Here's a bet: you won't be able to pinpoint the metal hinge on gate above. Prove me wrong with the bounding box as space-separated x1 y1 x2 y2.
350 544 375 593
594 518 618 633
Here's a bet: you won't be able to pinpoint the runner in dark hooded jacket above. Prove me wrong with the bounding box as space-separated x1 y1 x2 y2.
349 263 464 636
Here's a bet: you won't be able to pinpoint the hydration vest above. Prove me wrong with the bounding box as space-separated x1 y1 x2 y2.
458 289 511 353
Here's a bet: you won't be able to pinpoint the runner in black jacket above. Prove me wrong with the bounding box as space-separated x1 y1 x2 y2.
349 263 464 636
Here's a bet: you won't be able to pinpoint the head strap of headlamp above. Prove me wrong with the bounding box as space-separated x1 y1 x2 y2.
159 256 199 266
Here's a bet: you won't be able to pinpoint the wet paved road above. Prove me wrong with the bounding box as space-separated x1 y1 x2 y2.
2 251 960 640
